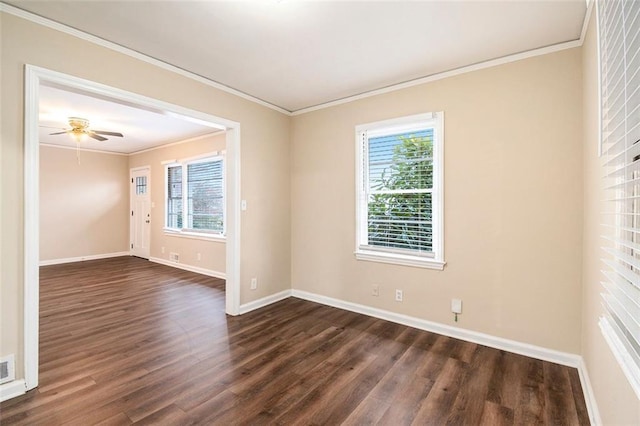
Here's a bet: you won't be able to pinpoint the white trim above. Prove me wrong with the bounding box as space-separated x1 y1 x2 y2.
39 143 129 156
129 130 225 155
23 65 242 394
41 131 226 157
163 229 226 242
599 317 640 399
238 290 293 315
24 65 40 391
355 112 445 268
0 380 26 402
225 128 241 315
580 0 595 45
149 257 226 280
292 40 582 116
39 252 130 266
355 251 445 270
0 3 289 115
164 153 226 237
577 357 603 426
0 3 589 117
291 289 582 367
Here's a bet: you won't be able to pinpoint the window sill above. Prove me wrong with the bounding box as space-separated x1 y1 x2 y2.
355 250 445 270
163 228 226 243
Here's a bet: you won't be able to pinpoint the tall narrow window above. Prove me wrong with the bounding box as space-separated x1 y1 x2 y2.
167 166 182 229
599 0 640 398
187 160 224 232
356 112 444 270
165 155 225 237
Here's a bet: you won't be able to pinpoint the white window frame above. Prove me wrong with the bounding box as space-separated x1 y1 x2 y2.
355 112 445 270
164 152 226 241
597 0 640 399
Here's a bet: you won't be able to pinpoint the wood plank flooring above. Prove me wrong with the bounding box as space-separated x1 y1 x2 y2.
0 256 589 425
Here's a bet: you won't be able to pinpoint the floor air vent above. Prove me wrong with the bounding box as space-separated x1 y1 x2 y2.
0 354 15 385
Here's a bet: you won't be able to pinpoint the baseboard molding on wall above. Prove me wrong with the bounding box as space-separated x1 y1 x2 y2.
291 289 581 368
39 251 130 266
577 358 602 425
239 290 292 315
149 257 226 279
0 379 26 402
289 289 604 424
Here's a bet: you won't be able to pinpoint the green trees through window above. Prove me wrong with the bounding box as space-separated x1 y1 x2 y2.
367 130 434 253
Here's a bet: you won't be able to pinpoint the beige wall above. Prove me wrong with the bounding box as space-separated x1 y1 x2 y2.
581 12 640 425
129 134 226 275
1 12 291 378
39 146 129 261
291 48 584 354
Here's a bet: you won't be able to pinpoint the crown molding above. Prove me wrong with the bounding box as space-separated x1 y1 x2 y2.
1 1 591 117
0 2 292 116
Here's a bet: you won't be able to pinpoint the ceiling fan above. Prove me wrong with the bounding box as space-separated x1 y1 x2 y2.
49 117 124 142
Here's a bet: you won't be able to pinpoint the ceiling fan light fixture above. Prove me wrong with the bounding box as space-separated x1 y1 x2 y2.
70 130 87 142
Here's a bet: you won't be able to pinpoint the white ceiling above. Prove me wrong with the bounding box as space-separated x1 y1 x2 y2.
8 0 587 113
39 84 222 154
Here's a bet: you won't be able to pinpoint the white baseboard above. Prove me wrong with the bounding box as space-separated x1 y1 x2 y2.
577 358 602 426
290 289 604 424
39 251 130 266
291 289 581 368
239 290 292 314
0 379 26 402
149 257 226 279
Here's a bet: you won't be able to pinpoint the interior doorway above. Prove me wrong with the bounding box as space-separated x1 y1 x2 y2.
130 166 151 259
24 65 242 391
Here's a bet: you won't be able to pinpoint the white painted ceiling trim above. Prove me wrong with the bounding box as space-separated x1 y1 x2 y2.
0 2 289 116
129 130 225 156
39 142 129 156
40 130 225 157
1 1 592 117
293 0 595 116
291 39 583 116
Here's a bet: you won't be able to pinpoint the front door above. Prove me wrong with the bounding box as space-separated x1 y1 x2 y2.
130 167 151 259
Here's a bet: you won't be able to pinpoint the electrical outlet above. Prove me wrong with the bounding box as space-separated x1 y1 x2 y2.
197 252 202 261
161 247 165 254
250 278 257 290
451 298 462 314
395 289 403 302
372 284 379 297
169 252 179 263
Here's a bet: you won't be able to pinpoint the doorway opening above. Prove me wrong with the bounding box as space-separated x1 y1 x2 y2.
24 65 241 391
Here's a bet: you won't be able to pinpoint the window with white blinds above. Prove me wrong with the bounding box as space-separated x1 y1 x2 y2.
165 155 225 236
598 0 640 398
355 112 445 270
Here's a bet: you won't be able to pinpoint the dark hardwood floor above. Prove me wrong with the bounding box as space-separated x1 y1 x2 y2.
0 256 589 425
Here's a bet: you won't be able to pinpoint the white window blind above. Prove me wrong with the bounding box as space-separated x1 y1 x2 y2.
355 113 444 270
599 0 640 398
364 127 435 255
165 156 225 236
187 160 224 232
167 165 183 228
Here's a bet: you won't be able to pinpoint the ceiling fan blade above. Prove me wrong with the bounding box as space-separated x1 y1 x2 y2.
92 130 123 137
49 131 70 135
88 132 108 142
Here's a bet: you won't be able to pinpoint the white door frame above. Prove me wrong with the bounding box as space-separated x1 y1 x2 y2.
130 166 151 259
24 65 242 391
